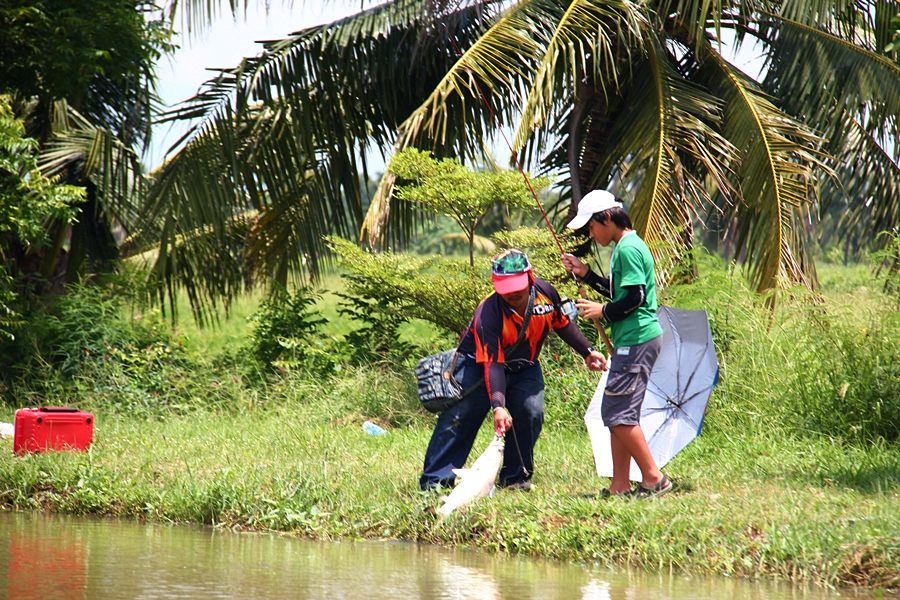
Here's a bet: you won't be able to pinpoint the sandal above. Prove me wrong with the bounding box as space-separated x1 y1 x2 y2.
600 487 635 499
635 474 673 499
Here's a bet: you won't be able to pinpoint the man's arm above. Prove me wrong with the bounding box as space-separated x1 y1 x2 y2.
582 268 612 299
602 284 645 322
555 321 608 371
486 362 513 434
554 321 593 357
561 254 612 299
485 362 507 410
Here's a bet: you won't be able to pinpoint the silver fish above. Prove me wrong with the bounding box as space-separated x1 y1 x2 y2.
437 435 504 519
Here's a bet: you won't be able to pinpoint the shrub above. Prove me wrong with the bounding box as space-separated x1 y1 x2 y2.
0 95 85 342
0 283 157 379
327 228 589 339
327 236 487 337
662 253 900 443
336 278 415 364
0 282 243 415
247 287 348 375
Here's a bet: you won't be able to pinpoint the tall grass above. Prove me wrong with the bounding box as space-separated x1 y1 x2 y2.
660 255 899 445
0 389 895 589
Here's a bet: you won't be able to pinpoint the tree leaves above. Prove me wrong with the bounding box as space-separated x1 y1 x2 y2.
150 0 899 313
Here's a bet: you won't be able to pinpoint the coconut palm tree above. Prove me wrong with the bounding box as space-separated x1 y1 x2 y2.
1 0 171 291
145 0 898 311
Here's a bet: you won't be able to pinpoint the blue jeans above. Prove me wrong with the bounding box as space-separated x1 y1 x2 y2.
419 357 545 490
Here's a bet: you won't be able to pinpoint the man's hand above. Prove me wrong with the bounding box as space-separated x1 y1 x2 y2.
493 407 512 436
584 350 607 372
575 298 604 320
561 253 589 278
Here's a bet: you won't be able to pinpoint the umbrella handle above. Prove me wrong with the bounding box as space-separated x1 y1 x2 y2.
578 285 614 355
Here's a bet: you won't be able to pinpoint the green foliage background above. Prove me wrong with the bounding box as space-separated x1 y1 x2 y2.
0 95 84 339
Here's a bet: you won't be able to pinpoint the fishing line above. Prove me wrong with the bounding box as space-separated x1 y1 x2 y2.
444 27 613 354
444 28 564 256
507 426 529 478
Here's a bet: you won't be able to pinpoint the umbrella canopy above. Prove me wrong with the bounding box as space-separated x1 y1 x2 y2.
585 306 720 481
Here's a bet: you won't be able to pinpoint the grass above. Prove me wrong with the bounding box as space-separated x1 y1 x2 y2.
0 390 895 590
0 258 896 592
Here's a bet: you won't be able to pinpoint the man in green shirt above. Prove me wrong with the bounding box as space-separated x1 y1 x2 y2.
562 189 672 499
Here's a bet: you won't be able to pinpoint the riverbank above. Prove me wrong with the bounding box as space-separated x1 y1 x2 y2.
0 382 896 591
0 260 896 592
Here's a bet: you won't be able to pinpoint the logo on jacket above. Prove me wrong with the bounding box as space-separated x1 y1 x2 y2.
532 304 555 316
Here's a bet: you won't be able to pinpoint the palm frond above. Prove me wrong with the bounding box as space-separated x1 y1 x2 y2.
824 110 900 252
365 1 542 244
872 0 900 58
697 44 834 293
775 0 878 42
752 7 899 261
165 0 254 36
162 0 476 153
39 101 147 234
761 11 900 143
164 1 494 256
394 1 540 151
511 0 645 153
586 36 736 283
137 96 371 319
653 0 725 49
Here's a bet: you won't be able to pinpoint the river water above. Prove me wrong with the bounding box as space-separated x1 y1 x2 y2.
0 512 869 599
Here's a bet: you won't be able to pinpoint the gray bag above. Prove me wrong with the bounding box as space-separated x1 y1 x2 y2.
415 350 471 414
415 286 535 414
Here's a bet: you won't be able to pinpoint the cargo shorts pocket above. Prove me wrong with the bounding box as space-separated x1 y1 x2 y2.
604 363 642 396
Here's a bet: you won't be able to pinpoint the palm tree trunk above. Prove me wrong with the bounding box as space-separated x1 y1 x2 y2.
567 81 596 213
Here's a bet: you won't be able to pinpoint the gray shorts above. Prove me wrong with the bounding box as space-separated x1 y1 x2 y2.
601 335 663 427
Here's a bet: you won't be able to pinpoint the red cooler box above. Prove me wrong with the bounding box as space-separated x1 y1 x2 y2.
13 407 94 454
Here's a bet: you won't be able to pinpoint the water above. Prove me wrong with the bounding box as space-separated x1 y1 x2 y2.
0 512 868 599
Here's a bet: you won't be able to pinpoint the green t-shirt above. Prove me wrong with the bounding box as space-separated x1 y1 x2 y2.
609 231 662 348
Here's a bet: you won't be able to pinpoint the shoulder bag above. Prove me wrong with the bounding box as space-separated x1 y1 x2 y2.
415 286 535 413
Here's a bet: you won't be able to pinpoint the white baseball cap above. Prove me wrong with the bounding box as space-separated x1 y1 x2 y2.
565 190 623 229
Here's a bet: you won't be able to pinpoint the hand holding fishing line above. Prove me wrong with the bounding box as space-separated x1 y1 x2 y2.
576 281 614 356
560 253 590 278
574 296 604 320
492 406 512 436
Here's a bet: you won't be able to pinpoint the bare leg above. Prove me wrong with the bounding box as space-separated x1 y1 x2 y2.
610 424 663 488
608 431 633 494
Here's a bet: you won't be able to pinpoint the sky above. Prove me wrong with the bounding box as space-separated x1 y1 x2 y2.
149 2 358 168
149 3 767 170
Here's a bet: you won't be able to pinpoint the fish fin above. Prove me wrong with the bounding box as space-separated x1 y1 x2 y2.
487 485 497 498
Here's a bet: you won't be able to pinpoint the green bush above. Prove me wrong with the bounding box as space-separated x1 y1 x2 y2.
327 236 488 337
0 283 166 379
248 287 330 369
0 94 84 341
328 228 590 339
0 282 246 415
336 278 415 364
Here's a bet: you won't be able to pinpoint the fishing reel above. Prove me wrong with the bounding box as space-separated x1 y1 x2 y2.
559 297 578 321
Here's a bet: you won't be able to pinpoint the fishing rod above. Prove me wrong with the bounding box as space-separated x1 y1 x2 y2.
444 28 614 355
